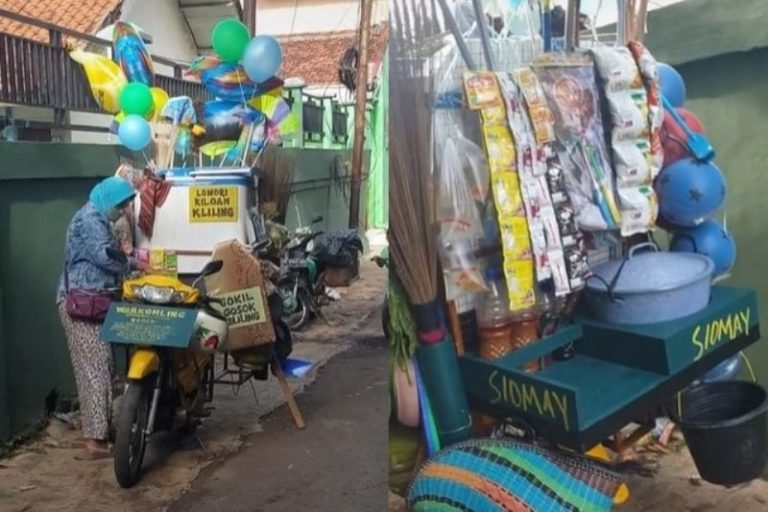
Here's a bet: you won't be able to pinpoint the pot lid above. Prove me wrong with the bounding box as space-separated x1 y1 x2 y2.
586 250 714 295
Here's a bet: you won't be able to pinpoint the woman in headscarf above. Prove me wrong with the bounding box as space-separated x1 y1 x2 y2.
56 177 147 459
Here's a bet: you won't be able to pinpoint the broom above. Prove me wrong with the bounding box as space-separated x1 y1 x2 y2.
390 0 473 447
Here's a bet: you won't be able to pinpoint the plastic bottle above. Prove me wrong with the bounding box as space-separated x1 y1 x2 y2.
477 267 513 360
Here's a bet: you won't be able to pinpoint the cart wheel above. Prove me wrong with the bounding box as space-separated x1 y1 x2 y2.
114 379 151 488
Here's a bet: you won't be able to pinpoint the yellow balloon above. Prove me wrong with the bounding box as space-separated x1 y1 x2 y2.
149 87 170 121
69 49 127 114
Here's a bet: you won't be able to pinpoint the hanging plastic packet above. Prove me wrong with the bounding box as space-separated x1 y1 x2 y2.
434 121 489 295
464 71 536 312
511 69 589 294
591 46 658 236
532 53 621 232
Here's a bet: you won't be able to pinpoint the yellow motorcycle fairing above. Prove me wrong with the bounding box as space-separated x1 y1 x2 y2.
127 349 161 380
122 274 200 304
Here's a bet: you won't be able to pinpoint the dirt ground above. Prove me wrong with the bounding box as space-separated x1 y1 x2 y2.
0 259 386 512
170 318 388 512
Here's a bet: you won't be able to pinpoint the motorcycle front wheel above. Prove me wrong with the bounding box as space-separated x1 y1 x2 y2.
114 379 151 488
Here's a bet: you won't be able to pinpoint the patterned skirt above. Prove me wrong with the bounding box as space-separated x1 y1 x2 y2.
57 302 113 440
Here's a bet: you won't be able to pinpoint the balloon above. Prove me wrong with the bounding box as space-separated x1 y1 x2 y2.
112 22 154 86
661 108 705 167
211 19 250 63
658 62 686 108
161 96 197 125
118 114 152 151
670 219 736 277
655 158 726 227
243 35 283 83
149 87 170 120
69 49 127 113
205 64 283 102
202 100 265 142
119 82 154 117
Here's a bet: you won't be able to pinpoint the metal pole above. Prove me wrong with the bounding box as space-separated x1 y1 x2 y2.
244 0 256 36
348 0 374 229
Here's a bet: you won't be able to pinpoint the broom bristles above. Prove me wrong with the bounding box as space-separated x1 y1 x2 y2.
389 0 442 307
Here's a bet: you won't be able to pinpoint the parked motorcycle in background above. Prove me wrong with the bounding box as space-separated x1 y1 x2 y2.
257 214 364 331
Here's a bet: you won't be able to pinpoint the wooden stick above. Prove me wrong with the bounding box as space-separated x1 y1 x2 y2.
272 355 306 429
635 0 650 43
447 300 465 356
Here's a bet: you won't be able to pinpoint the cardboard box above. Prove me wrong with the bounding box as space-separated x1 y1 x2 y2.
204 240 276 351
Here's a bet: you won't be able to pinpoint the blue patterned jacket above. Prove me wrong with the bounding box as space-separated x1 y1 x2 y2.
56 202 136 303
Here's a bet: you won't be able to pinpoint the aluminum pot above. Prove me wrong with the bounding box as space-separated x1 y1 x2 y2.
585 243 714 325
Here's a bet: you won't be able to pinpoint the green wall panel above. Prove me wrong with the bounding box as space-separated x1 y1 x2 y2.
675 49 768 382
0 142 365 440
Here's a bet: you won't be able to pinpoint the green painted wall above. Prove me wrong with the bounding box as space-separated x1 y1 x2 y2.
671 49 768 381
0 142 365 441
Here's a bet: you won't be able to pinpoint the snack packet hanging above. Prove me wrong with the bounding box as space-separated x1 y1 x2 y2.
531 54 620 232
591 46 658 236
464 71 536 312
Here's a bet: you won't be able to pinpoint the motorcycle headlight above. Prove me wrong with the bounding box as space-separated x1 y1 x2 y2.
132 285 189 305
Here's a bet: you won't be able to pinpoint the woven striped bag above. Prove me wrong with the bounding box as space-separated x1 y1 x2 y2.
407 439 623 511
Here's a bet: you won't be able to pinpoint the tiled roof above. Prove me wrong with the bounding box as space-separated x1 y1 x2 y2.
278 22 389 87
0 0 123 42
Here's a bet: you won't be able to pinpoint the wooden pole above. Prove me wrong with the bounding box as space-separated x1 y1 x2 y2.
347 0 374 229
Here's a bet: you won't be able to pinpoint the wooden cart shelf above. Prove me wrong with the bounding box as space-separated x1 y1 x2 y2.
458 286 761 451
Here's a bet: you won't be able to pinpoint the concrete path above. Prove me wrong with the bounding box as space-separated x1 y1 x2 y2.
170 318 388 512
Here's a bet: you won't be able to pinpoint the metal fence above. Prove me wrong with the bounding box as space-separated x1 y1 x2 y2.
0 7 350 146
0 8 208 116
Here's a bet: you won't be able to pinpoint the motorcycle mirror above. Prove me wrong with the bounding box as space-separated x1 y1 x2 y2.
106 247 128 264
311 215 324 224
201 260 224 277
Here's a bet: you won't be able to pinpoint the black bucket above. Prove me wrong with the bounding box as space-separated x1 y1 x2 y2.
678 380 768 486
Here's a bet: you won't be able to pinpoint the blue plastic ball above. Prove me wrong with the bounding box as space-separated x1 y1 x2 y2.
655 158 726 227
658 62 686 108
670 219 736 277
118 114 152 151
242 35 283 83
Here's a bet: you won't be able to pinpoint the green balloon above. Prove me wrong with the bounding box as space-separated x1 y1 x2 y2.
211 19 250 63
119 82 153 117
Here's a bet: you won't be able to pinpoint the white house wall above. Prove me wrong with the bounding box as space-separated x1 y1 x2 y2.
121 0 198 74
254 0 388 36
74 0 200 143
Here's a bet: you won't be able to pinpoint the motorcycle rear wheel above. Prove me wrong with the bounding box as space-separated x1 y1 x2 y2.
283 289 311 331
114 379 151 488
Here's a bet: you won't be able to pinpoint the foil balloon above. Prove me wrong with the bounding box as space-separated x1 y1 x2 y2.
187 56 284 103
202 100 265 142
160 96 197 126
113 22 154 86
69 49 127 113
174 127 192 156
149 87 170 121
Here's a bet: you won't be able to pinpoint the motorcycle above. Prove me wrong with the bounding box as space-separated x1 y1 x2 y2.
275 215 329 331
102 241 285 488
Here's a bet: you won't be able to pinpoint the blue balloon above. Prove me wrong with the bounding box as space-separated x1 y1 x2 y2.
243 35 283 83
118 114 152 151
658 62 686 108
670 219 736 277
655 158 726 227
